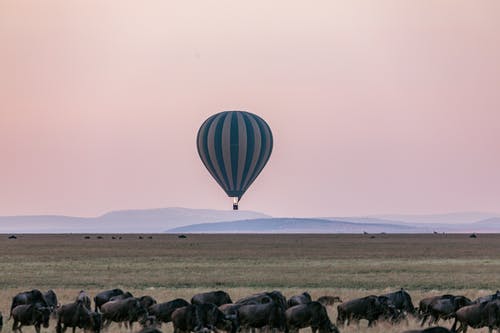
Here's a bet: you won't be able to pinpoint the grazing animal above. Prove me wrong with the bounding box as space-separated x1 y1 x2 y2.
171 304 234 333
317 296 342 307
56 301 102 333
236 291 287 309
100 298 148 330
139 296 157 309
10 289 49 318
402 327 452 333
109 291 134 302
337 295 397 327
148 298 190 324
286 302 339 333
93 289 125 312
381 289 416 317
426 295 472 326
287 292 312 308
191 291 233 306
11 304 50 333
451 300 500 333
419 295 453 325
76 290 92 310
236 301 286 333
44 289 59 316
474 291 500 304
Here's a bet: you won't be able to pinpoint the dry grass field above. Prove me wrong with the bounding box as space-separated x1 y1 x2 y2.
1 233 499 333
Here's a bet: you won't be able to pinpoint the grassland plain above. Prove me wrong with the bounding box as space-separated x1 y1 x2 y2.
1 233 500 333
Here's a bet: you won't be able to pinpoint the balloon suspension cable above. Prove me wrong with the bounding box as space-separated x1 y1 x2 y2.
232 197 239 210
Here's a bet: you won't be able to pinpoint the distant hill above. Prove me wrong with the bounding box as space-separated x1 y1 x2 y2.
365 212 499 224
166 218 426 233
2 208 499 234
0 208 270 233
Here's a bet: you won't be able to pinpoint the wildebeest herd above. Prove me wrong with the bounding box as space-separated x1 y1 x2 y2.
2 288 500 333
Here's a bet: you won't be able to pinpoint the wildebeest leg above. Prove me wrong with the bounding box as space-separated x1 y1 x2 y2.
420 314 428 326
129 321 134 332
35 324 41 333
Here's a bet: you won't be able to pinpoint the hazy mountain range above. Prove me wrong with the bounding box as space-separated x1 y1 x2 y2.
0 208 498 233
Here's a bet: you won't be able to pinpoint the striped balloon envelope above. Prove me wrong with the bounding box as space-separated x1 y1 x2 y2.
196 111 273 210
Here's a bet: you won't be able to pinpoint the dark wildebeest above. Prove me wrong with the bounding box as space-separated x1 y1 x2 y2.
101 298 148 330
93 289 124 312
171 304 234 333
191 291 233 306
109 291 134 302
44 290 59 312
402 327 452 333
286 302 339 333
236 301 286 333
316 296 342 307
76 291 92 311
218 304 242 317
474 290 500 304
336 295 397 327
11 304 51 333
10 289 49 318
287 292 312 308
56 301 102 333
426 295 472 326
236 291 287 309
148 299 190 324
381 289 416 317
451 300 500 333
418 295 454 325
138 296 157 309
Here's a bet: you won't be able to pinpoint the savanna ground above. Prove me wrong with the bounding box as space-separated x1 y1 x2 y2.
1 233 500 333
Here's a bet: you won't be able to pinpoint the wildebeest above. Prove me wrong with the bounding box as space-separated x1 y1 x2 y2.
171 304 234 333
44 289 59 316
148 298 190 324
286 301 339 333
236 291 287 309
474 290 500 304
11 304 51 333
451 300 500 333
56 301 102 333
10 289 49 318
236 301 286 333
316 296 342 307
287 292 312 308
139 296 157 309
76 291 92 311
425 295 472 326
380 289 415 317
191 291 233 306
336 295 397 327
402 327 452 333
0 311 3 332
101 298 148 330
109 291 134 302
93 289 124 312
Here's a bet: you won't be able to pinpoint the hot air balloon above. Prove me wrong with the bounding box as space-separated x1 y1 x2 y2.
196 111 273 210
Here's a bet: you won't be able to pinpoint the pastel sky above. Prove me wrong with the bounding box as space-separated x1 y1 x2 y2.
1 1 499 217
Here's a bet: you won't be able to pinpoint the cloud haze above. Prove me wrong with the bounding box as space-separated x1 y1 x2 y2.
1 1 499 217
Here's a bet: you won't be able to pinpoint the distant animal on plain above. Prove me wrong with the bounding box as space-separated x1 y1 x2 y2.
11 304 50 333
287 292 312 307
191 291 233 306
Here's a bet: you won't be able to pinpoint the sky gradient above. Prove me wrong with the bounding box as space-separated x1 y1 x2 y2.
1 1 499 217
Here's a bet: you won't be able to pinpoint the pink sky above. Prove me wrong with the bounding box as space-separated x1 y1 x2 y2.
1 1 499 217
